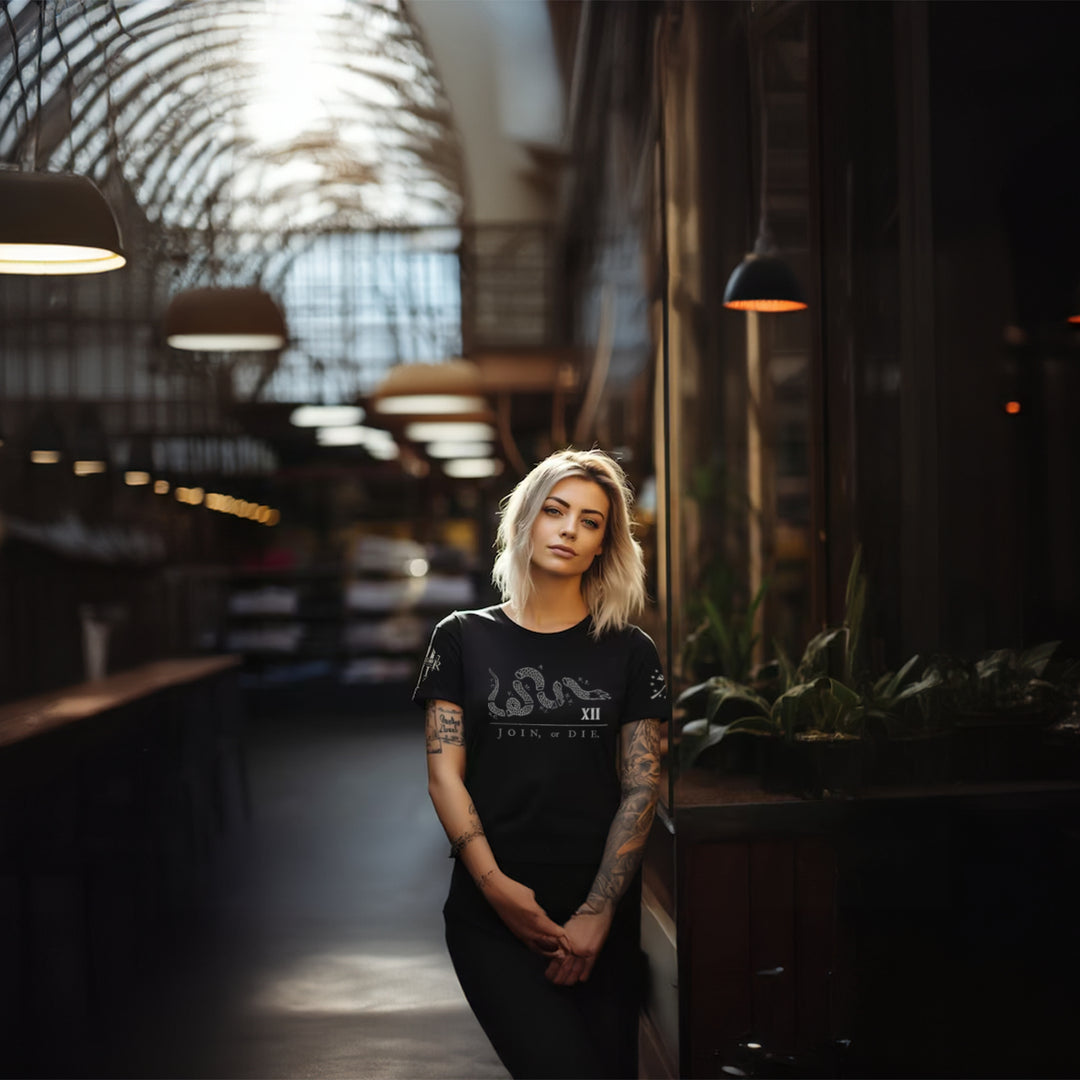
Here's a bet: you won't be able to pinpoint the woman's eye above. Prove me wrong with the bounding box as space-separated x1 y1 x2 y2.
583 519 599 530
544 506 560 516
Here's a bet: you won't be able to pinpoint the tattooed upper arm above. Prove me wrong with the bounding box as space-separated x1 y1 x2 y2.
620 718 661 795
425 699 465 755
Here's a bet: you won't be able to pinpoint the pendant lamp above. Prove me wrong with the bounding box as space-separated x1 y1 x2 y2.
723 252 807 312
164 286 288 351
371 360 490 417
0 170 126 276
28 409 66 464
0 2 125 276
723 30 806 314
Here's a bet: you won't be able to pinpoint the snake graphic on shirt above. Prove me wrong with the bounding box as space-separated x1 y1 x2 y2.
487 666 611 717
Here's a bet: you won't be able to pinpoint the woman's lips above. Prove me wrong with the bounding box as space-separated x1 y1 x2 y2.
548 545 576 557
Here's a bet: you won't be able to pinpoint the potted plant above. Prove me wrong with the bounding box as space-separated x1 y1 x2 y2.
936 641 1065 781
677 546 942 797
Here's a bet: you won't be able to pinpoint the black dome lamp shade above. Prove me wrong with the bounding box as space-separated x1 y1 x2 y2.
164 287 288 352
0 4 125 276
0 169 127 277
723 251 807 312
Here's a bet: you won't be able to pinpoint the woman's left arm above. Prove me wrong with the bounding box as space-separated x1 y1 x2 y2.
545 716 661 986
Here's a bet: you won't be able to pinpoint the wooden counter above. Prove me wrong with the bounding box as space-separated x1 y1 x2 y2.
0 655 247 1072
0 655 240 750
643 768 1080 1079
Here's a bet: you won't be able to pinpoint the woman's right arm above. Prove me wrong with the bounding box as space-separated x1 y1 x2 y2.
425 698 568 957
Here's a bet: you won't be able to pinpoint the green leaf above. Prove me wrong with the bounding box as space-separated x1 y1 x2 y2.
796 628 846 683
877 654 921 703
721 714 782 738
1019 640 1060 677
706 683 771 725
892 670 942 703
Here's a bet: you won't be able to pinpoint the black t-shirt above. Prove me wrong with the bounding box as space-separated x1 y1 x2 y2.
413 605 670 865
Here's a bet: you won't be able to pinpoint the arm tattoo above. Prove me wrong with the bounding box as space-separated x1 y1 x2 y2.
474 868 497 891
578 718 661 916
425 700 464 754
449 824 485 859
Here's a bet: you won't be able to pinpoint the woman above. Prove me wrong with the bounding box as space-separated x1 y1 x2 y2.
414 448 669 1079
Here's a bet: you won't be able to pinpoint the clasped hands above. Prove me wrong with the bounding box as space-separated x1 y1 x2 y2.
486 873 612 986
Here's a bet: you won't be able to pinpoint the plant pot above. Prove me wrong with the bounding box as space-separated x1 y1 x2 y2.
949 709 1054 782
761 733 867 799
869 731 951 788
692 731 770 776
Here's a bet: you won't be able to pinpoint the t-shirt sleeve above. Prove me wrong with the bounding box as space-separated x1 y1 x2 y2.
621 628 671 723
412 613 464 708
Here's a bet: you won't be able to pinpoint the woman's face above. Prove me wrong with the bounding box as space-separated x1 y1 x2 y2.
528 476 609 580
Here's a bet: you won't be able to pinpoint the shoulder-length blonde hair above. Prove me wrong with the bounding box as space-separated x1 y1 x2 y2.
491 448 646 636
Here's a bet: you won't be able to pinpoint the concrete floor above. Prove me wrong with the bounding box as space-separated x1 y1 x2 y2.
97 711 509 1080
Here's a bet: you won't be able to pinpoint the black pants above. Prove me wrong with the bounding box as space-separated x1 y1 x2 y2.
444 859 642 1080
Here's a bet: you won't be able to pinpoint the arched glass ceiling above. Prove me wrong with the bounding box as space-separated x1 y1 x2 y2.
0 0 465 244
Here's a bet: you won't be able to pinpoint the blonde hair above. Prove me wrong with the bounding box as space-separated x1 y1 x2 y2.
491 448 646 636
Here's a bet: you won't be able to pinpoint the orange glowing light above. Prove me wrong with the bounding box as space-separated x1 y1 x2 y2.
723 298 808 313
1005 400 1021 415
1069 314 1080 324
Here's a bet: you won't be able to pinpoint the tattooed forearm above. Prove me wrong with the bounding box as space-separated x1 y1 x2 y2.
449 823 485 859
578 718 661 915
425 700 464 754
474 867 498 891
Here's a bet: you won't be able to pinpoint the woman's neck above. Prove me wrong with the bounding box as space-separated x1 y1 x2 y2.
506 575 589 633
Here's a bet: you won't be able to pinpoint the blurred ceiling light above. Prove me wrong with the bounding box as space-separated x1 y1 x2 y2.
407 558 429 577
154 479 171 495
28 410 65 463
404 422 497 442
164 287 288 351
371 360 489 417
73 460 107 476
376 394 488 415
124 471 151 486
290 405 365 427
426 441 493 459
443 458 504 479
316 424 396 448
0 171 126 276
366 442 400 460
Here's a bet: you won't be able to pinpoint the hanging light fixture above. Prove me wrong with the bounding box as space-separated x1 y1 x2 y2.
28 409 66 464
0 7 125 276
163 286 288 351
290 405 365 427
71 405 110 476
723 24 806 314
371 360 490 417
0 171 127 276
